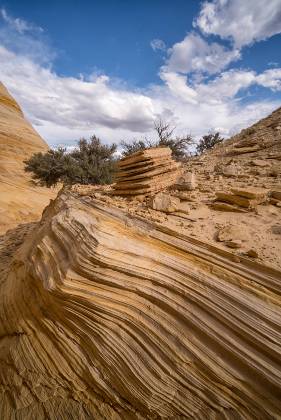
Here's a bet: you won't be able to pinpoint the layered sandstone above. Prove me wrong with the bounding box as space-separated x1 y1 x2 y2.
1 188 281 419
1 83 281 420
0 83 55 233
114 147 180 195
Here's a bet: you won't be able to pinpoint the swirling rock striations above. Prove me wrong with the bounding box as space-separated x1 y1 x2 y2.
1 189 281 419
0 83 55 233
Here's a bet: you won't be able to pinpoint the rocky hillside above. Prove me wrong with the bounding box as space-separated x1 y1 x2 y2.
193 106 281 172
174 107 281 269
0 83 55 233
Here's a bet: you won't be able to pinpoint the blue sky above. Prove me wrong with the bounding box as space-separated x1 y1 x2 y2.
1 0 199 85
0 0 281 147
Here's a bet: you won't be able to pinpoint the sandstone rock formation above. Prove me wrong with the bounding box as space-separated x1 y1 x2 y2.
114 147 180 195
0 83 55 234
1 82 281 419
1 188 281 419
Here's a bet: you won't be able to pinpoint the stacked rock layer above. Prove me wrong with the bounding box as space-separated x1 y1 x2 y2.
114 147 180 195
1 190 281 419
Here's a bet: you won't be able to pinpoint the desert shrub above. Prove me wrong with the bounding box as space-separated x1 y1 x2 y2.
196 132 224 155
120 139 154 157
121 119 193 161
155 120 193 161
24 136 117 188
70 136 117 185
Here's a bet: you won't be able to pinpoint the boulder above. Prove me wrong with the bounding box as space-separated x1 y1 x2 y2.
175 172 197 191
271 190 281 201
217 225 247 243
272 225 281 235
149 192 180 213
211 202 247 212
215 192 257 209
230 187 268 200
172 191 195 201
251 159 269 167
222 165 238 177
225 240 242 249
268 166 281 177
245 249 259 258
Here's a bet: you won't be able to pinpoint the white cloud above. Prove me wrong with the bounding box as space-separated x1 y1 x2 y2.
0 46 157 143
0 9 53 64
1 42 279 145
165 32 240 74
0 8 43 34
196 69 256 100
0 4 280 148
160 67 281 105
256 69 281 90
159 71 198 103
195 0 281 47
150 39 166 52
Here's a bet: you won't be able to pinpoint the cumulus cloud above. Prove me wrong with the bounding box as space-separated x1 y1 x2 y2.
160 67 281 105
159 71 198 103
0 46 157 133
195 0 281 47
165 32 240 74
0 4 280 147
196 69 256 100
256 68 281 90
150 39 166 52
2 41 279 145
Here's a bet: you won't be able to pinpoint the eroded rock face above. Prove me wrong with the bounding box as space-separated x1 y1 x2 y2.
1 189 281 419
0 83 55 233
114 147 180 196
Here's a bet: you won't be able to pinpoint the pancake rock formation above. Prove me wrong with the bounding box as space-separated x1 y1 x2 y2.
0 83 55 234
114 147 180 195
1 188 281 419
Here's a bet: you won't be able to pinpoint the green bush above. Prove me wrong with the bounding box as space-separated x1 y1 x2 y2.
196 132 224 155
24 136 117 188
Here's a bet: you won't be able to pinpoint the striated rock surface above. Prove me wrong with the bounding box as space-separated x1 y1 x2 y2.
114 147 180 195
0 83 55 233
1 188 281 419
